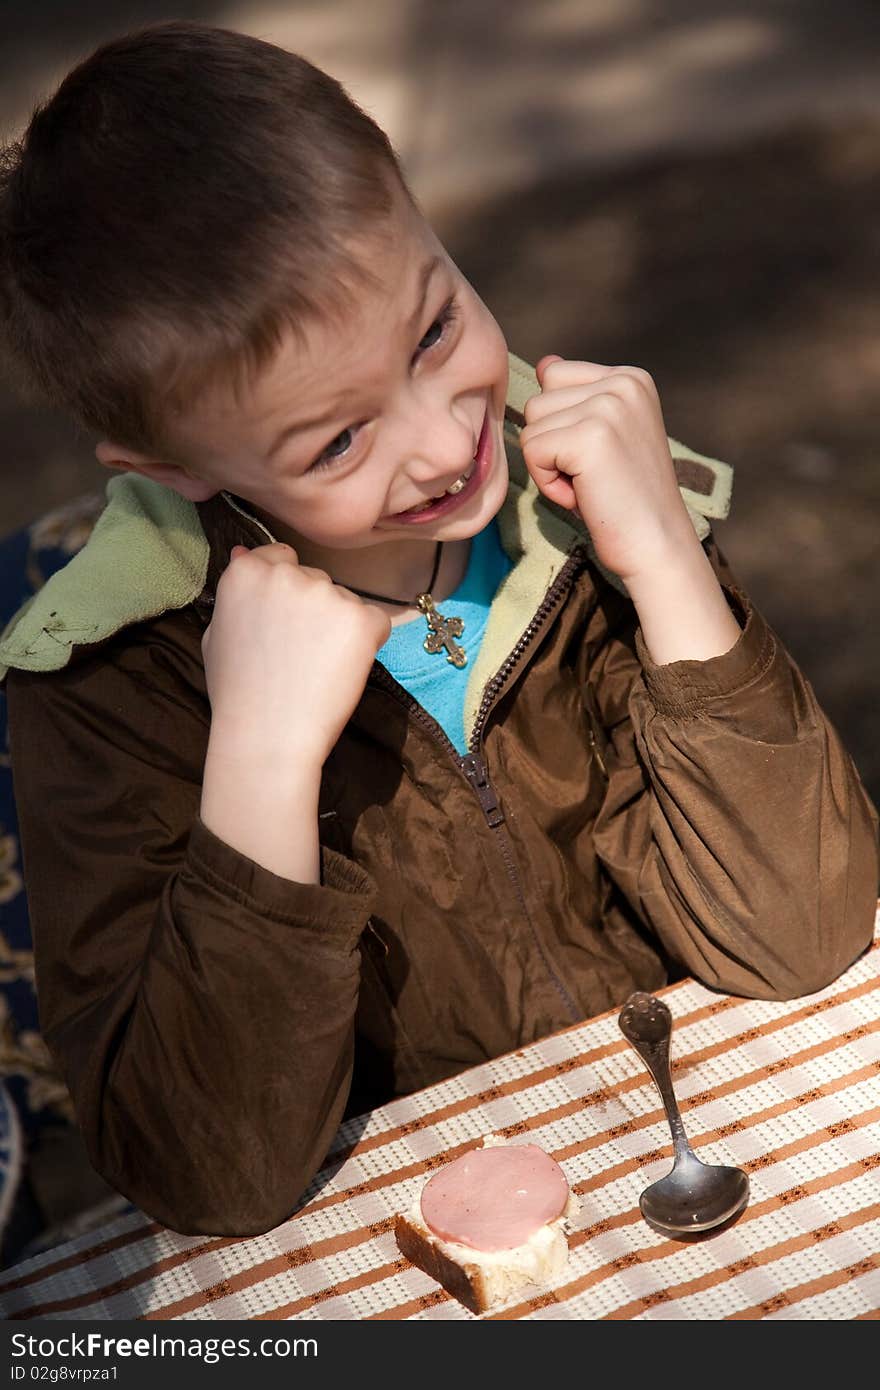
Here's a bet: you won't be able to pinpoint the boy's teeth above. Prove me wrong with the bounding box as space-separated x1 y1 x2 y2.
406 464 474 512
439 463 473 498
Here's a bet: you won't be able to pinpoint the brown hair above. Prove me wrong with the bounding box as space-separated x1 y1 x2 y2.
0 21 412 459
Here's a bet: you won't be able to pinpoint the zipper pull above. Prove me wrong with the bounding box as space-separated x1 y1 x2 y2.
460 753 506 828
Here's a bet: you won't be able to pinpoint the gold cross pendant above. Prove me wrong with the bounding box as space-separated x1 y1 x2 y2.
416 593 467 667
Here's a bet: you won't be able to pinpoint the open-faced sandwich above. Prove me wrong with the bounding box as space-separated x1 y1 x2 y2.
395 1135 579 1314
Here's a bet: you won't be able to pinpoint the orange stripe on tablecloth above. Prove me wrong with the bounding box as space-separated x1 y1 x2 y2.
855 1307 880 1319
569 1102 880 1206
2 1233 248 1319
485 1161 880 1322
145 1253 413 1323
0 1220 164 1296
602 1203 880 1320
7 1216 395 1321
551 1056 880 1165
9 1046 878 1320
250 1260 407 1321
501 1117 880 1317
302 976 880 1218
726 1251 880 1320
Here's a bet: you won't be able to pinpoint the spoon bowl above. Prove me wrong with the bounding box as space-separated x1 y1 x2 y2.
639 1149 750 1237
618 991 750 1238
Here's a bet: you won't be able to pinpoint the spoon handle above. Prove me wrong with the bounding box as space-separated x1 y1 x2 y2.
618 993 692 1163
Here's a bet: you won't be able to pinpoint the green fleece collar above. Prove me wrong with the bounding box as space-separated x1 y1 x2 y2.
0 474 209 678
0 353 732 701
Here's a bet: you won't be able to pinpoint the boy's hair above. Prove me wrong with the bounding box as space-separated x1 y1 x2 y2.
0 21 411 459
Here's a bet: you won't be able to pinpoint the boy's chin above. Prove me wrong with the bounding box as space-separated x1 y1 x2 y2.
424 488 509 542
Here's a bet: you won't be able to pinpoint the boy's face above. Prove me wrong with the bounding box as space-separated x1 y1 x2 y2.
163 183 511 578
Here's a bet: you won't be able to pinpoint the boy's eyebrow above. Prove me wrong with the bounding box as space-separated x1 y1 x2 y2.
267 390 352 459
267 255 443 460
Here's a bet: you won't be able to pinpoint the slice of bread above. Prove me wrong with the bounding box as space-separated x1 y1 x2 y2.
394 1139 579 1314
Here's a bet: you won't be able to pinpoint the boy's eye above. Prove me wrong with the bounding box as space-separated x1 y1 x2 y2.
311 426 356 472
418 318 445 353
415 297 460 360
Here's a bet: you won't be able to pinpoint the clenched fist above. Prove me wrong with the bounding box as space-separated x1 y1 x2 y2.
203 543 391 774
519 356 695 586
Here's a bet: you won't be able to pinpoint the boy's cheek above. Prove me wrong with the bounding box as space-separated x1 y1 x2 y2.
462 291 509 380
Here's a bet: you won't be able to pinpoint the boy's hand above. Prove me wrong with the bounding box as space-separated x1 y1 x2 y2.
519 355 695 584
202 543 391 773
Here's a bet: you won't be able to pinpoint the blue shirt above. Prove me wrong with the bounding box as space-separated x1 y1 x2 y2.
377 520 513 754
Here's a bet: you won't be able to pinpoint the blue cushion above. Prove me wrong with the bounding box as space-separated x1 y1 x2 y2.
0 492 106 1261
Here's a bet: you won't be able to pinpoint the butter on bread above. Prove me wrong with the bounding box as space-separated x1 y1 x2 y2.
394 1136 579 1314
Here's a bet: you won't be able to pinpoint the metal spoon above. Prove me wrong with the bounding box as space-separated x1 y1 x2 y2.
618 991 750 1237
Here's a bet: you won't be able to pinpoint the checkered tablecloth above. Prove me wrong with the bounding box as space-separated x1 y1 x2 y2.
2 910 878 1321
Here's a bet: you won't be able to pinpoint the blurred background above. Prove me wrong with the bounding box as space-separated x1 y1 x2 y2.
0 0 877 1259
1 0 878 801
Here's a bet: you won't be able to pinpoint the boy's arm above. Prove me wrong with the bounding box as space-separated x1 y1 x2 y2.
198 541 390 883
5 607 377 1237
584 536 879 998
521 353 877 992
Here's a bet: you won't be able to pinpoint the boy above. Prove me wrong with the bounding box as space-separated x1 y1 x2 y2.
0 22 876 1237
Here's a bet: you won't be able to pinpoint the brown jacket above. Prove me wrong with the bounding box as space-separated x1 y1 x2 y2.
3 379 878 1236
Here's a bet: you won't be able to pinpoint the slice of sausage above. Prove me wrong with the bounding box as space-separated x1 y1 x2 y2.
420 1144 570 1252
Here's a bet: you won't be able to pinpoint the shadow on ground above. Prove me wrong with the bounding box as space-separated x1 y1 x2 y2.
439 117 880 806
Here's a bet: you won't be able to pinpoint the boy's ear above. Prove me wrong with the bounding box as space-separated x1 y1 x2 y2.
94 440 219 502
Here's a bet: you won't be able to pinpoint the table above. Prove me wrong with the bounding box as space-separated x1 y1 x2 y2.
1 908 878 1321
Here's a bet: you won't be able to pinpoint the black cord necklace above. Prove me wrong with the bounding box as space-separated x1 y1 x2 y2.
346 541 467 668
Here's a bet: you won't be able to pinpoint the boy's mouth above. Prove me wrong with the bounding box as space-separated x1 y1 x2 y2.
388 410 492 525
400 463 474 514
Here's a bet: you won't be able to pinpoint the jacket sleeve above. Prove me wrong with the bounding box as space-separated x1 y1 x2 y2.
4 609 377 1237
586 536 879 999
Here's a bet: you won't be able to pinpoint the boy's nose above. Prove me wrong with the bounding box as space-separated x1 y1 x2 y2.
404 407 476 488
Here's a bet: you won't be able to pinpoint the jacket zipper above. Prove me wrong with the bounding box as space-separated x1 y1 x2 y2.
369 545 587 1022
465 549 585 754
457 749 580 1019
